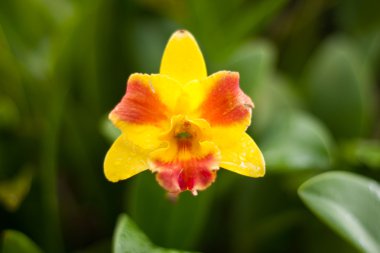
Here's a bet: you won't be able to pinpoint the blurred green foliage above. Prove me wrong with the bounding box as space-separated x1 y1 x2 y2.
299 171 380 253
113 214 197 253
2 230 43 253
0 0 379 253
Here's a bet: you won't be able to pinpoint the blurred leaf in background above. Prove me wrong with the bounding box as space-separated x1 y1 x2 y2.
1 230 43 253
113 214 198 253
303 35 376 139
342 140 380 170
299 171 380 253
0 166 33 212
261 110 333 171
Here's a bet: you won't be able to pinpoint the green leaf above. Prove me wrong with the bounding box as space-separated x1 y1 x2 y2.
342 140 380 169
261 110 333 171
2 230 43 253
113 214 153 253
304 35 375 139
298 171 380 253
0 167 33 212
113 214 198 253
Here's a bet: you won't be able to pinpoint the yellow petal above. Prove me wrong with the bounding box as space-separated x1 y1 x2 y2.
160 30 207 84
219 133 265 177
178 79 206 115
151 74 183 111
109 121 164 150
104 135 149 182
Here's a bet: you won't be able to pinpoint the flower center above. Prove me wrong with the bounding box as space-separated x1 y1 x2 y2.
170 120 199 155
175 131 192 139
149 115 220 194
171 119 198 140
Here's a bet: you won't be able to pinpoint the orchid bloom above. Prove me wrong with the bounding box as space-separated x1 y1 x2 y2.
104 30 265 195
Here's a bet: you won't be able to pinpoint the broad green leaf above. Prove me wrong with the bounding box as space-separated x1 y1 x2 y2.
113 214 153 253
261 110 333 171
298 171 380 253
0 167 33 211
304 36 375 139
2 230 43 253
113 214 197 253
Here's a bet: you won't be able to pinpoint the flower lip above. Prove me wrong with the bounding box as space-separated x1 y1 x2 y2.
148 115 221 194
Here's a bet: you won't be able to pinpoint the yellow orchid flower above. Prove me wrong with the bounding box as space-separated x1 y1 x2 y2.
104 30 265 195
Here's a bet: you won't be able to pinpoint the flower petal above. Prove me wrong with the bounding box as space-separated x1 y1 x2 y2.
183 71 253 147
104 135 149 182
219 133 265 178
110 73 182 149
198 71 253 125
160 30 207 84
151 144 219 194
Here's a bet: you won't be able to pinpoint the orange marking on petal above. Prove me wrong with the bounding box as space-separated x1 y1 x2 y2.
110 76 168 125
200 72 253 126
